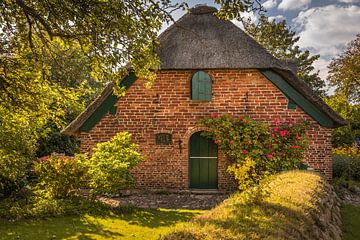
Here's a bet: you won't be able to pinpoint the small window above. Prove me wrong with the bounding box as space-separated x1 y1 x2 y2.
288 98 297 110
191 71 212 101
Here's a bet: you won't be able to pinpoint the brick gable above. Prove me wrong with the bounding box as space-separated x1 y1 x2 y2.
79 69 332 191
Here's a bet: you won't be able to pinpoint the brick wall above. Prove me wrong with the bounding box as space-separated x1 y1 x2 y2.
79 69 333 191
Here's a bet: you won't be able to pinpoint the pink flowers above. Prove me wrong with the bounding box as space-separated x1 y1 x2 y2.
211 113 219 118
291 145 299 149
279 130 289 137
273 127 279 132
273 119 279 125
230 140 235 145
243 149 248 155
267 154 273 159
245 140 251 145
40 156 50 162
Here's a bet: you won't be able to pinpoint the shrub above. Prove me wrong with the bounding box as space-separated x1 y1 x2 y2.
0 150 31 198
0 195 112 220
86 132 142 194
200 114 309 190
333 146 360 183
33 155 87 198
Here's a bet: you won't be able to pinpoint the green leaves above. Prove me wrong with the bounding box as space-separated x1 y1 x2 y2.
328 34 360 104
33 155 87 199
86 132 143 194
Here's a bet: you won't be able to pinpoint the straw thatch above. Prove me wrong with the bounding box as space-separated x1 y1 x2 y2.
157 5 292 71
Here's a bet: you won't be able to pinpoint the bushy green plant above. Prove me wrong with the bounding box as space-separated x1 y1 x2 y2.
86 132 143 194
333 146 360 183
200 114 309 190
0 195 112 220
33 155 87 198
0 150 31 198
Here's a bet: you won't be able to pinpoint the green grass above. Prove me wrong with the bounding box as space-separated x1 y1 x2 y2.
0 208 204 240
162 171 329 240
341 204 360 240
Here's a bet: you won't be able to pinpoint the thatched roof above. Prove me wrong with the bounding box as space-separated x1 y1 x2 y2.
62 5 346 136
157 5 293 72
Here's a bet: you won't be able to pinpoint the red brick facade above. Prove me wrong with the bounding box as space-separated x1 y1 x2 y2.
79 69 332 191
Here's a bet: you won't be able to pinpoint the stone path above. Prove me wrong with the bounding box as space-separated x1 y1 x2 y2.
98 192 229 210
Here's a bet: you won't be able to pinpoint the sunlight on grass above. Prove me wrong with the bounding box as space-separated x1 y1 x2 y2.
0 208 204 240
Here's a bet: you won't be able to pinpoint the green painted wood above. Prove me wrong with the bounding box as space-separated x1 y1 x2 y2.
109 106 117 115
189 132 218 189
287 98 297 110
79 73 137 132
191 71 212 101
261 70 335 128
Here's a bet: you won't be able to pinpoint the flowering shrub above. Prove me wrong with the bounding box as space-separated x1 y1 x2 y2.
86 132 143 194
200 114 309 190
332 146 360 183
33 155 87 198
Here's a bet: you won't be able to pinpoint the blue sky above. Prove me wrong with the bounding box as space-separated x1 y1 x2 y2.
163 0 360 90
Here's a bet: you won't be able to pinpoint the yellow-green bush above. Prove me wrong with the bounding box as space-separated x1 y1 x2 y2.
86 132 143 194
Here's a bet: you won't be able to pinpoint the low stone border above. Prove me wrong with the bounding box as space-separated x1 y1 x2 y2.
98 192 229 210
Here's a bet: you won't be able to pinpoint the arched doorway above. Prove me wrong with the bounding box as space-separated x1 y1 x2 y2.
189 132 218 189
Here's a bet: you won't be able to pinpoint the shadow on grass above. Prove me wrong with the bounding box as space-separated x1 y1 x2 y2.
0 216 124 240
341 204 360 240
114 207 200 228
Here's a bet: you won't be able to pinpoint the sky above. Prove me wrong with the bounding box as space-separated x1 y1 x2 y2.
162 0 360 91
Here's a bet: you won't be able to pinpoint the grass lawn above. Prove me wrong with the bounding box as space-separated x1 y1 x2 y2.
0 208 204 240
341 204 360 240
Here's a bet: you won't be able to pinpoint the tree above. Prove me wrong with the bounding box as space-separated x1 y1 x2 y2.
244 16 326 96
0 0 265 196
0 0 264 109
328 34 360 104
324 94 360 147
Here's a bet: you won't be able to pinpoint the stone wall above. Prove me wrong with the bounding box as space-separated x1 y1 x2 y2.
308 177 342 240
79 69 333 190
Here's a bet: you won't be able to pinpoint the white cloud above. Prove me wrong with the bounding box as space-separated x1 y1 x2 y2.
278 0 311 11
338 0 360 3
268 15 285 22
293 4 360 85
263 0 278 9
293 5 360 56
231 11 258 30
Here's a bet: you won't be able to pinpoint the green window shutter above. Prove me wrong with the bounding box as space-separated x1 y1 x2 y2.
191 71 212 101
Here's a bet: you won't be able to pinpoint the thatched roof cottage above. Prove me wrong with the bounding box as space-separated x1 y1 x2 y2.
63 5 345 191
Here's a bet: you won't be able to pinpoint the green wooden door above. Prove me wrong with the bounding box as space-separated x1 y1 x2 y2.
189 132 218 189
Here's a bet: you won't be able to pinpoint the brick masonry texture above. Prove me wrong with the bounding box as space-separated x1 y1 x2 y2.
79 69 333 191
